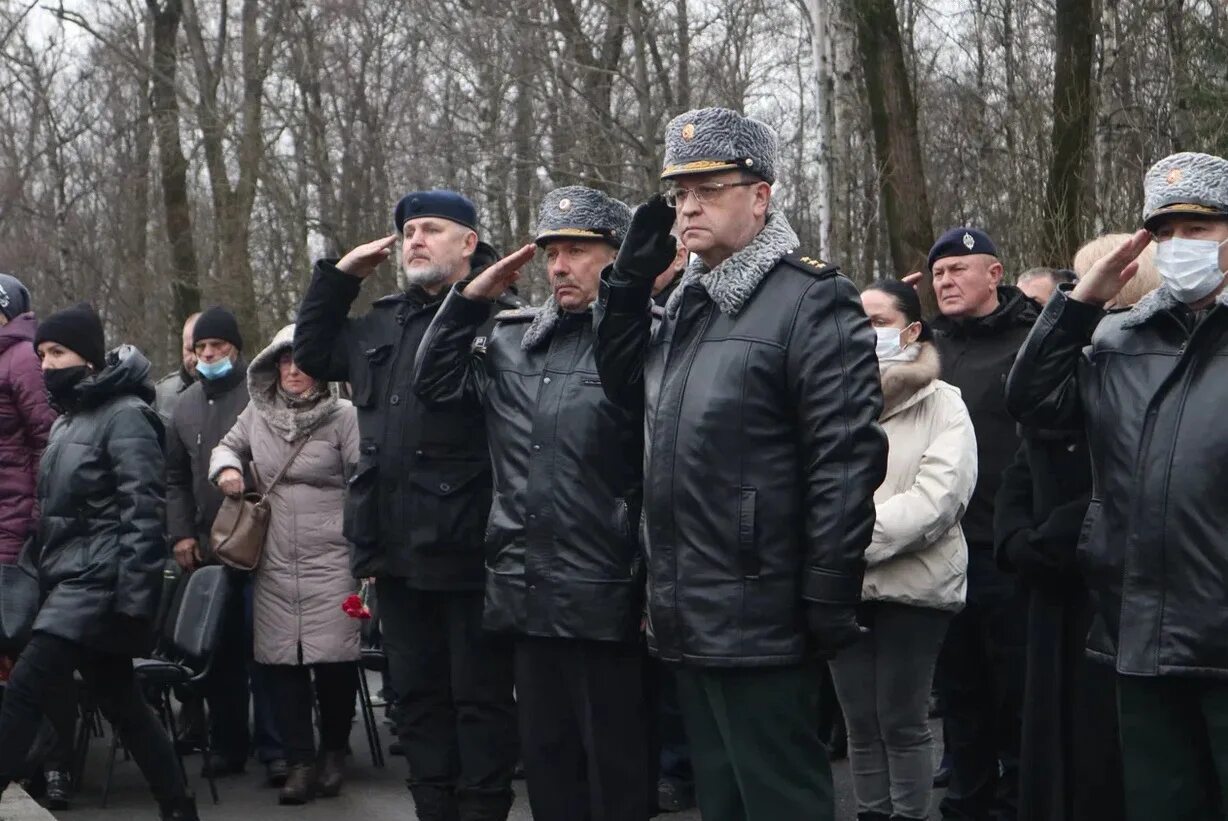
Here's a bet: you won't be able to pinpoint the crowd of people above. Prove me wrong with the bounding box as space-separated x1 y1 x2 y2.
0 102 1224 821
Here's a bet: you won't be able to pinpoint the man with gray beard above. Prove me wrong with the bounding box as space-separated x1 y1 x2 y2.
294 191 520 821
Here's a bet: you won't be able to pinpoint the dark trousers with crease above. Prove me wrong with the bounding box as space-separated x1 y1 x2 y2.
515 636 653 821
675 662 834 821
377 580 517 820
261 662 358 766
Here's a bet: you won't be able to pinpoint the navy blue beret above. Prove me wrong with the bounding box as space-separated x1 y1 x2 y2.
927 227 999 271
394 190 478 233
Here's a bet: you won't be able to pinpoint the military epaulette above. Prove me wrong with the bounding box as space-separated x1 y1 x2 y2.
493 307 537 323
781 252 838 278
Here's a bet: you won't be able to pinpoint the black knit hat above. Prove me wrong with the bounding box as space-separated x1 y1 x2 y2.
193 306 243 351
34 303 106 371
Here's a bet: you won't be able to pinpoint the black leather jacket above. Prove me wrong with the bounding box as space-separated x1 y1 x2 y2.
413 286 645 642
294 255 518 589
1007 287 1228 678
34 346 166 656
596 237 886 667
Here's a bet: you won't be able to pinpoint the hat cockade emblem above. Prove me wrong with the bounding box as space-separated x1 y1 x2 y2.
962 232 975 250
558 198 572 212
1167 168 1184 185
681 123 696 141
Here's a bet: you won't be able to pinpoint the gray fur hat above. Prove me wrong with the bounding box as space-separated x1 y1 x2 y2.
534 186 632 248
1143 151 1228 230
661 107 778 183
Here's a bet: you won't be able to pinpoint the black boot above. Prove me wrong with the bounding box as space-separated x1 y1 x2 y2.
158 794 200 821
278 763 317 805
316 751 346 798
44 769 71 811
457 789 514 821
409 783 460 821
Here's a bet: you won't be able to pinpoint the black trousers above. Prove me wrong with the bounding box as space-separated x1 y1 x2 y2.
0 632 187 803
937 554 1026 821
262 662 358 765
516 637 653 821
377 581 517 821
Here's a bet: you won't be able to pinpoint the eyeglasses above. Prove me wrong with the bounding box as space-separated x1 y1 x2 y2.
663 180 760 208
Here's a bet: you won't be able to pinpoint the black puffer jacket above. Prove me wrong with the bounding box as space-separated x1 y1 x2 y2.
166 361 249 557
1007 286 1228 678
294 250 519 589
34 346 165 656
596 213 887 667
413 287 644 642
933 285 1040 555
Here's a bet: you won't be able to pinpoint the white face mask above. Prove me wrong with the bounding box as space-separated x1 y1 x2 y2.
875 325 920 363
1155 237 1228 304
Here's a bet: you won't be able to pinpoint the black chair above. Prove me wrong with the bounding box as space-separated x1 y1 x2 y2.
101 565 231 807
357 648 386 768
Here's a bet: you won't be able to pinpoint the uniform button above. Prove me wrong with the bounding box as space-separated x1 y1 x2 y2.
390 394 400 405
528 514 537 521
543 377 551 384
439 482 452 492
532 444 541 452
529 584 537 593
208 399 214 405
415 449 424 457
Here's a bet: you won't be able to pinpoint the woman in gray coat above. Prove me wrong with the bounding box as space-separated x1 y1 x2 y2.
210 324 360 805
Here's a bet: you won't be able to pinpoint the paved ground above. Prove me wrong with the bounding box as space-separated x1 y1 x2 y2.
57 674 944 820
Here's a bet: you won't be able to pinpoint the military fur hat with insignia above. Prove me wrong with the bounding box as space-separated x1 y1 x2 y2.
1142 152 1228 231
661 107 778 183
927 227 999 272
534 186 632 248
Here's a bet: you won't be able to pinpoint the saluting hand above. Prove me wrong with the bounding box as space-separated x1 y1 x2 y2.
614 194 678 283
463 244 537 302
336 234 398 279
1070 229 1150 307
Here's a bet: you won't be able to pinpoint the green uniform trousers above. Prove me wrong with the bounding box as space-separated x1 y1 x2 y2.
674 663 833 821
1118 674 1228 821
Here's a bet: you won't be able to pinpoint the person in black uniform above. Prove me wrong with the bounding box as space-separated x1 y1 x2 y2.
293 191 519 821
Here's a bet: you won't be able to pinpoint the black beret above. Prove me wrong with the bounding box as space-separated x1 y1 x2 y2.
927 227 999 272
394 190 478 234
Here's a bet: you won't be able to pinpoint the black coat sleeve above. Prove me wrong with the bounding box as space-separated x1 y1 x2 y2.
594 267 655 409
1005 289 1103 430
165 409 195 545
293 259 364 382
994 442 1036 573
789 274 888 604
107 405 167 621
412 284 493 409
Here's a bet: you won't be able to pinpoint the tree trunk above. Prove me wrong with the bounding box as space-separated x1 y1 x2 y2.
850 0 934 306
1042 0 1096 267
146 0 200 322
805 0 834 256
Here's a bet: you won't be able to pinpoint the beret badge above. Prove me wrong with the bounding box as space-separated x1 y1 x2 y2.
962 232 976 250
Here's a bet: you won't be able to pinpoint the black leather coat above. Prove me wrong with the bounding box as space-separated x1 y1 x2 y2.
596 245 887 667
294 255 518 589
1007 287 1228 678
413 287 645 641
33 346 166 656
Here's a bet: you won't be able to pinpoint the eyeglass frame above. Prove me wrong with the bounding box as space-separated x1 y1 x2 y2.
663 180 762 208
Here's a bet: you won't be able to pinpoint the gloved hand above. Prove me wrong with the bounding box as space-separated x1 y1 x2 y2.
806 602 865 660
613 194 678 283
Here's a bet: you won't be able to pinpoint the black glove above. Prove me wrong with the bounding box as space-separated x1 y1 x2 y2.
806 602 865 660
1004 528 1077 590
613 194 678 282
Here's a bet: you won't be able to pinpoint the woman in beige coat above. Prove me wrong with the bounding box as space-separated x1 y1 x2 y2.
210 324 360 805
830 279 978 821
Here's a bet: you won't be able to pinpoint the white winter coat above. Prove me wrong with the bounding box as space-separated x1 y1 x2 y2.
861 342 977 612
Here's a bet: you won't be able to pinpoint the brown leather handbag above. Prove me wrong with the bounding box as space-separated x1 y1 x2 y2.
209 436 311 571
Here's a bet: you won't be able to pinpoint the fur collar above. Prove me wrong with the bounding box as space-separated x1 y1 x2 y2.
519 296 595 351
248 325 340 441
1118 284 1228 329
665 211 800 318
880 342 940 417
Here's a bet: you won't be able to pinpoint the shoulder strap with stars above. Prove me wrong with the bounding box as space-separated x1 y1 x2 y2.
493 306 537 324
780 252 840 279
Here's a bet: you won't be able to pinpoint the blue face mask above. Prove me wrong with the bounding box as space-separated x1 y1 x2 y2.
196 357 234 381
